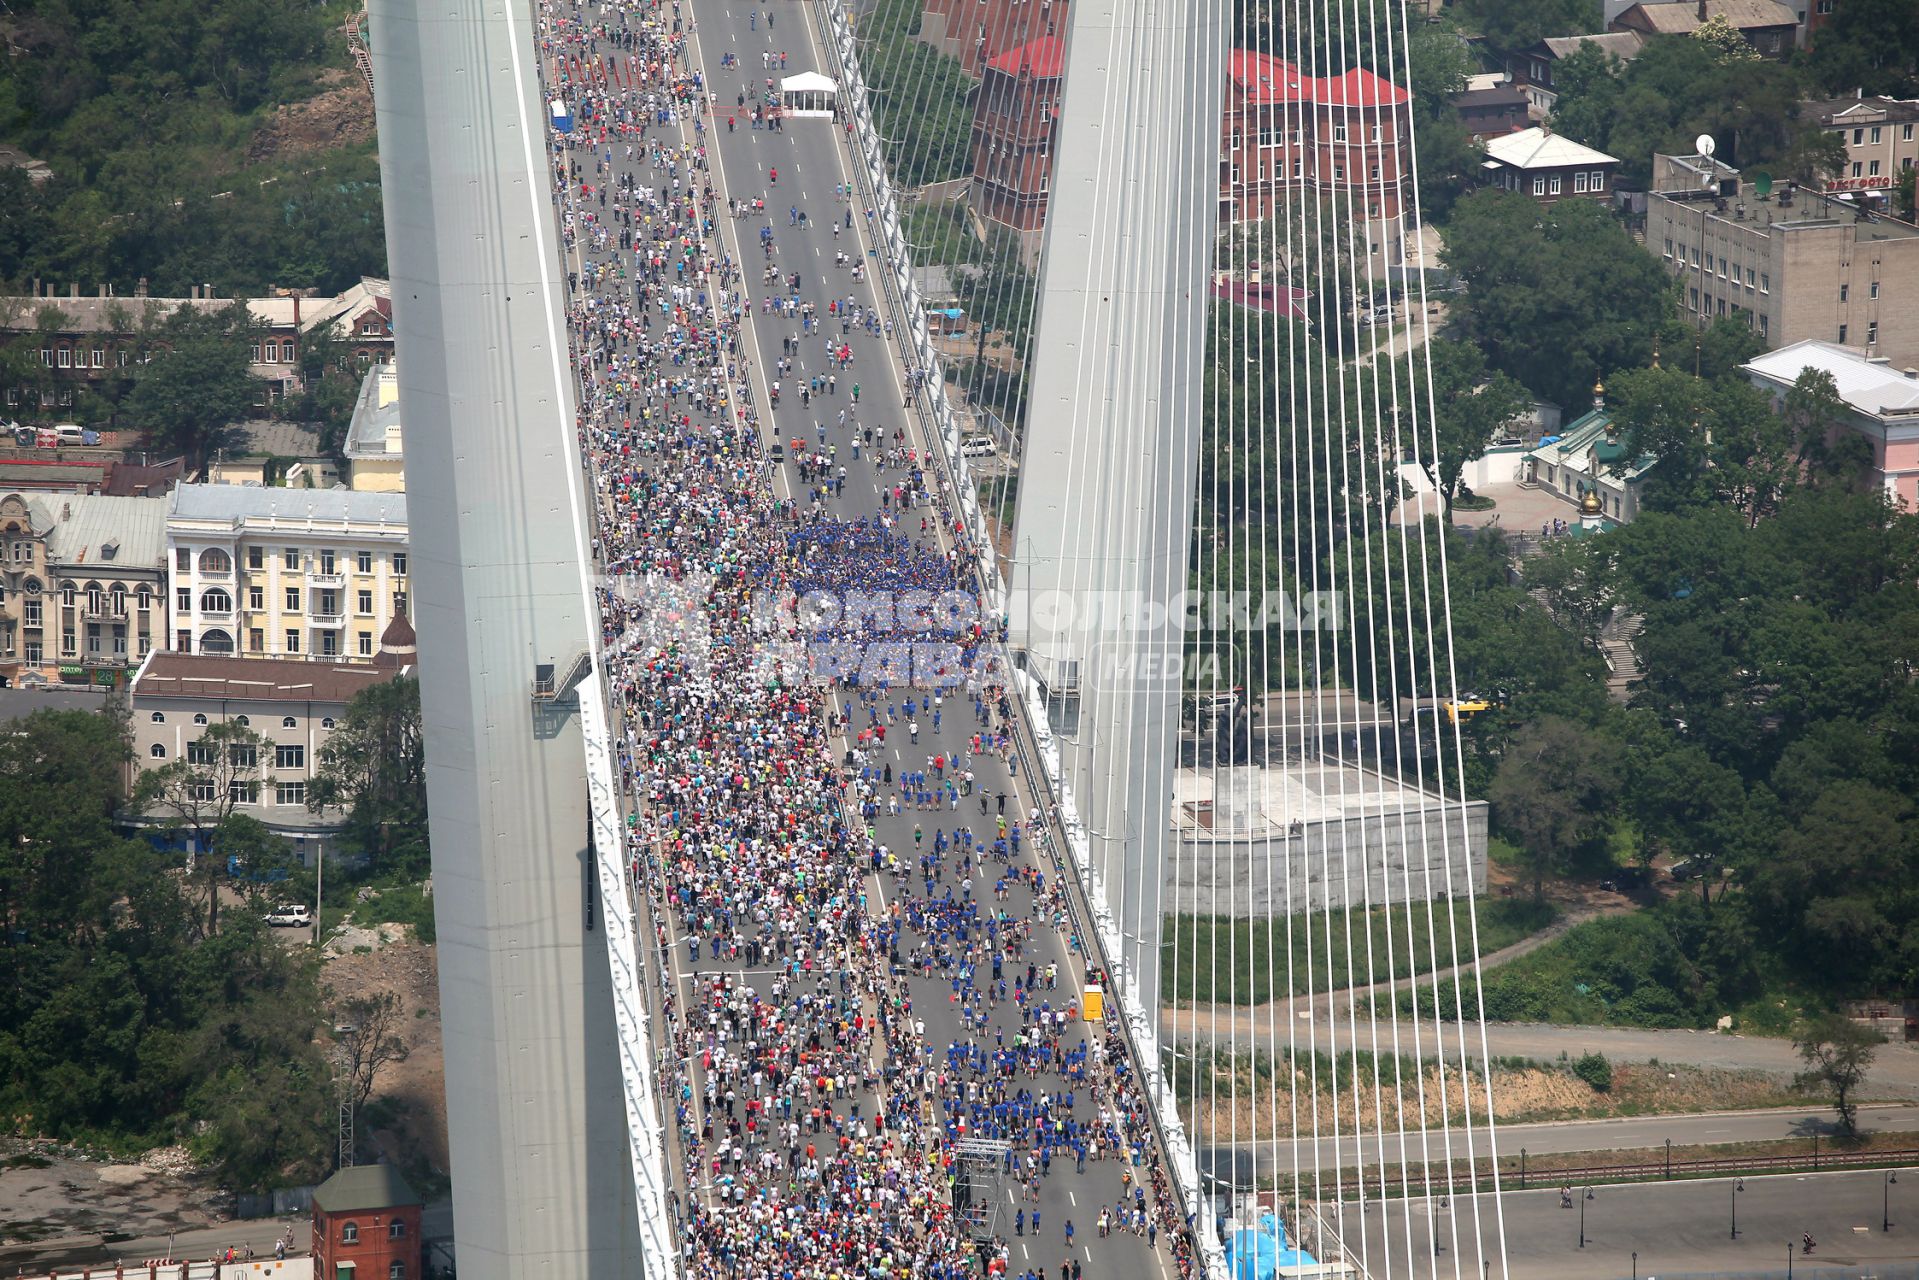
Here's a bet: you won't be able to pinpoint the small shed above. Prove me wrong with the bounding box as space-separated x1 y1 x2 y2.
779 72 839 118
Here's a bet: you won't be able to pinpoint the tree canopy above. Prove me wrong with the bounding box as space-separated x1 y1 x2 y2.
1441 189 1675 409
0 710 330 1188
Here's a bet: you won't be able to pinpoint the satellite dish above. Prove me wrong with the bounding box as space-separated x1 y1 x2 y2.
1753 171 1775 197
1697 134 1717 157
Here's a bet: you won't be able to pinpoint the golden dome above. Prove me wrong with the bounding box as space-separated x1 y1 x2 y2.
1579 491 1604 516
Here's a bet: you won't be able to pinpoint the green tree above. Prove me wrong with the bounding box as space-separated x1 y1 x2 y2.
124 301 263 472
307 675 428 876
1804 0 1919 98
1404 337 1528 508
1793 1013 1884 1133
1453 0 1603 59
134 717 275 937
1488 715 1623 900
855 0 974 188
1404 23 1481 222
1442 190 1674 408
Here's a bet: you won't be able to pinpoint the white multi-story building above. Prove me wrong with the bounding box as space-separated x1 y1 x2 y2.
165 484 409 663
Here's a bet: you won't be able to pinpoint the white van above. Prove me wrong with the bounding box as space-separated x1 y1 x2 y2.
960 435 998 458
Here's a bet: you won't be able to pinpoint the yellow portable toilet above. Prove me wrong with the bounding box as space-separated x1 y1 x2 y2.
1083 984 1105 1021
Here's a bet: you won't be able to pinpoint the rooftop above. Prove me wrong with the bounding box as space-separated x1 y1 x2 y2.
133 652 402 705
1808 94 1919 127
0 280 393 339
0 685 111 722
1615 0 1797 33
27 494 169 570
1538 31 1646 61
1743 341 1919 418
1527 407 1659 480
1172 760 1455 834
1483 126 1619 170
168 482 407 527
312 1163 424 1213
985 35 1065 79
344 362 403 460
222 418 329 462
1228 49 1410 108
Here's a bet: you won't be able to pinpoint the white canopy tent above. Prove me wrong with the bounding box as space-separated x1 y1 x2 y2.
779 71 838 119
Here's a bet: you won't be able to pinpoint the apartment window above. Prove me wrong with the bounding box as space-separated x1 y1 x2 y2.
187 740 216 766
1852 162 1864 177
1759 313 1769 337
1905 124 1915 142
357 589 374 614
1841 283 1850 302
276 744 305 770
1575 172 1589 193
322 717 336 730
40 348 51 366
1292 159 1302 178
285 587 301 612
1839 324 1849 343
1333 122 1348 143
282 716 297 729
229 780 256 805
228 743 257 769
56 348 70 368
1664 238 1673 258
190 778 217 803
1870 160 1882 177
150 743 167 759
1853 128 1864 145
176 547 191 571
248 545 263 569
393 554 407 576
341 1224 360 1246
249 627 264 652
389 1266 406 1280
286 629 300 653
276 781 307 807
1333 163 1345 182
117 350 129 368
283 547 300 570
249 585 264 610
357 550 373 573
319 633 339 657
1230 130 1242 151
1871 126 1883 144
250 342 262 363
1370 123 1381 142
1747 267 1756 288
1761 273 1770 293
177 587 192 614
1871 281 1880 299
150 712 165 724
1590 171 1605 191
1231 163 1241 185
319 550 336 574
89 348 103 368
1868 320 1879 344
358 630 374 656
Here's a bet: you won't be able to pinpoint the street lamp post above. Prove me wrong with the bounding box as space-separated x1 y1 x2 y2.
1731 1177 1743 1239
1578 1185 1592 1249
1886 1169 1898 1232
1632 1250 1638 1280
1665 1138 1672 1180
1786 1240 1793 1278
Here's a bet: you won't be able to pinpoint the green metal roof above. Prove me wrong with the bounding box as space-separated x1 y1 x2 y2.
313 1164 424 1212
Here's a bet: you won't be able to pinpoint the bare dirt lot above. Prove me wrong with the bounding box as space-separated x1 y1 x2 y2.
248 70 376 163
321 929 448 1184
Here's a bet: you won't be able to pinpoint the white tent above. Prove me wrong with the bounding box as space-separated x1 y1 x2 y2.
779 72 838 118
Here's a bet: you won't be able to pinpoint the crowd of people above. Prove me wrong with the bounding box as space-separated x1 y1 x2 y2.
537 1 1199 1277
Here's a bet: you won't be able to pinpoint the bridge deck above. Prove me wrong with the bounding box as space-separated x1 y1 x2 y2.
534 0 1198 1274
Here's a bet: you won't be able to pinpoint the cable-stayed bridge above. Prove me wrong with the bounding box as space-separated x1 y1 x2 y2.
369 0 1505 1276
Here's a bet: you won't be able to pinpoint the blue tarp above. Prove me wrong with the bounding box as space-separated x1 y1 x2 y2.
1226 1213 1318 1280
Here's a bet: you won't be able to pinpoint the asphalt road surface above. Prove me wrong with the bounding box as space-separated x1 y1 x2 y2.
648 5 1180 1277
1325 1169 1919 1280
1168 1007 1919 1100
1199 1105 1919 1182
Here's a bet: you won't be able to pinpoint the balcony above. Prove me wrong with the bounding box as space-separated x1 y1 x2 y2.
199 607 235 622
83 651 127 668
81 604 127 623
309 611 346 628
309 570 346 588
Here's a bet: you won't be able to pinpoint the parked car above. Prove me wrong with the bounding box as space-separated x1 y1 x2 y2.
960 435 998 458
265 903 312 928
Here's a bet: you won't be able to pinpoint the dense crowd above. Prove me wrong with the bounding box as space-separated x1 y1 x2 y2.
537 1 1198 1277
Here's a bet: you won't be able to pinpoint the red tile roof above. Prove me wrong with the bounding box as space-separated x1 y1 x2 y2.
986 35 1066 79
1227 49 1409 108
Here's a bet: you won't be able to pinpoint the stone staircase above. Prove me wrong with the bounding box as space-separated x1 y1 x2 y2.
1598 607 1644 702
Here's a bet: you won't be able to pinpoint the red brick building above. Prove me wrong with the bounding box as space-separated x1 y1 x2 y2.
969 40 1414 266
920 0 1063 76
971 35 1066 239
1219 50 1412 227
311 1165 425 1280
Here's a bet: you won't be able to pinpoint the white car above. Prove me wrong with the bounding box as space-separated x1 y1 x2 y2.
266 904 312 928
960 435 998 458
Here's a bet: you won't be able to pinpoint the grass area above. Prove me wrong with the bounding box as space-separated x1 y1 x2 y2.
901 200 982 272
1391 911 1818 1033
1162 897 1558 1006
